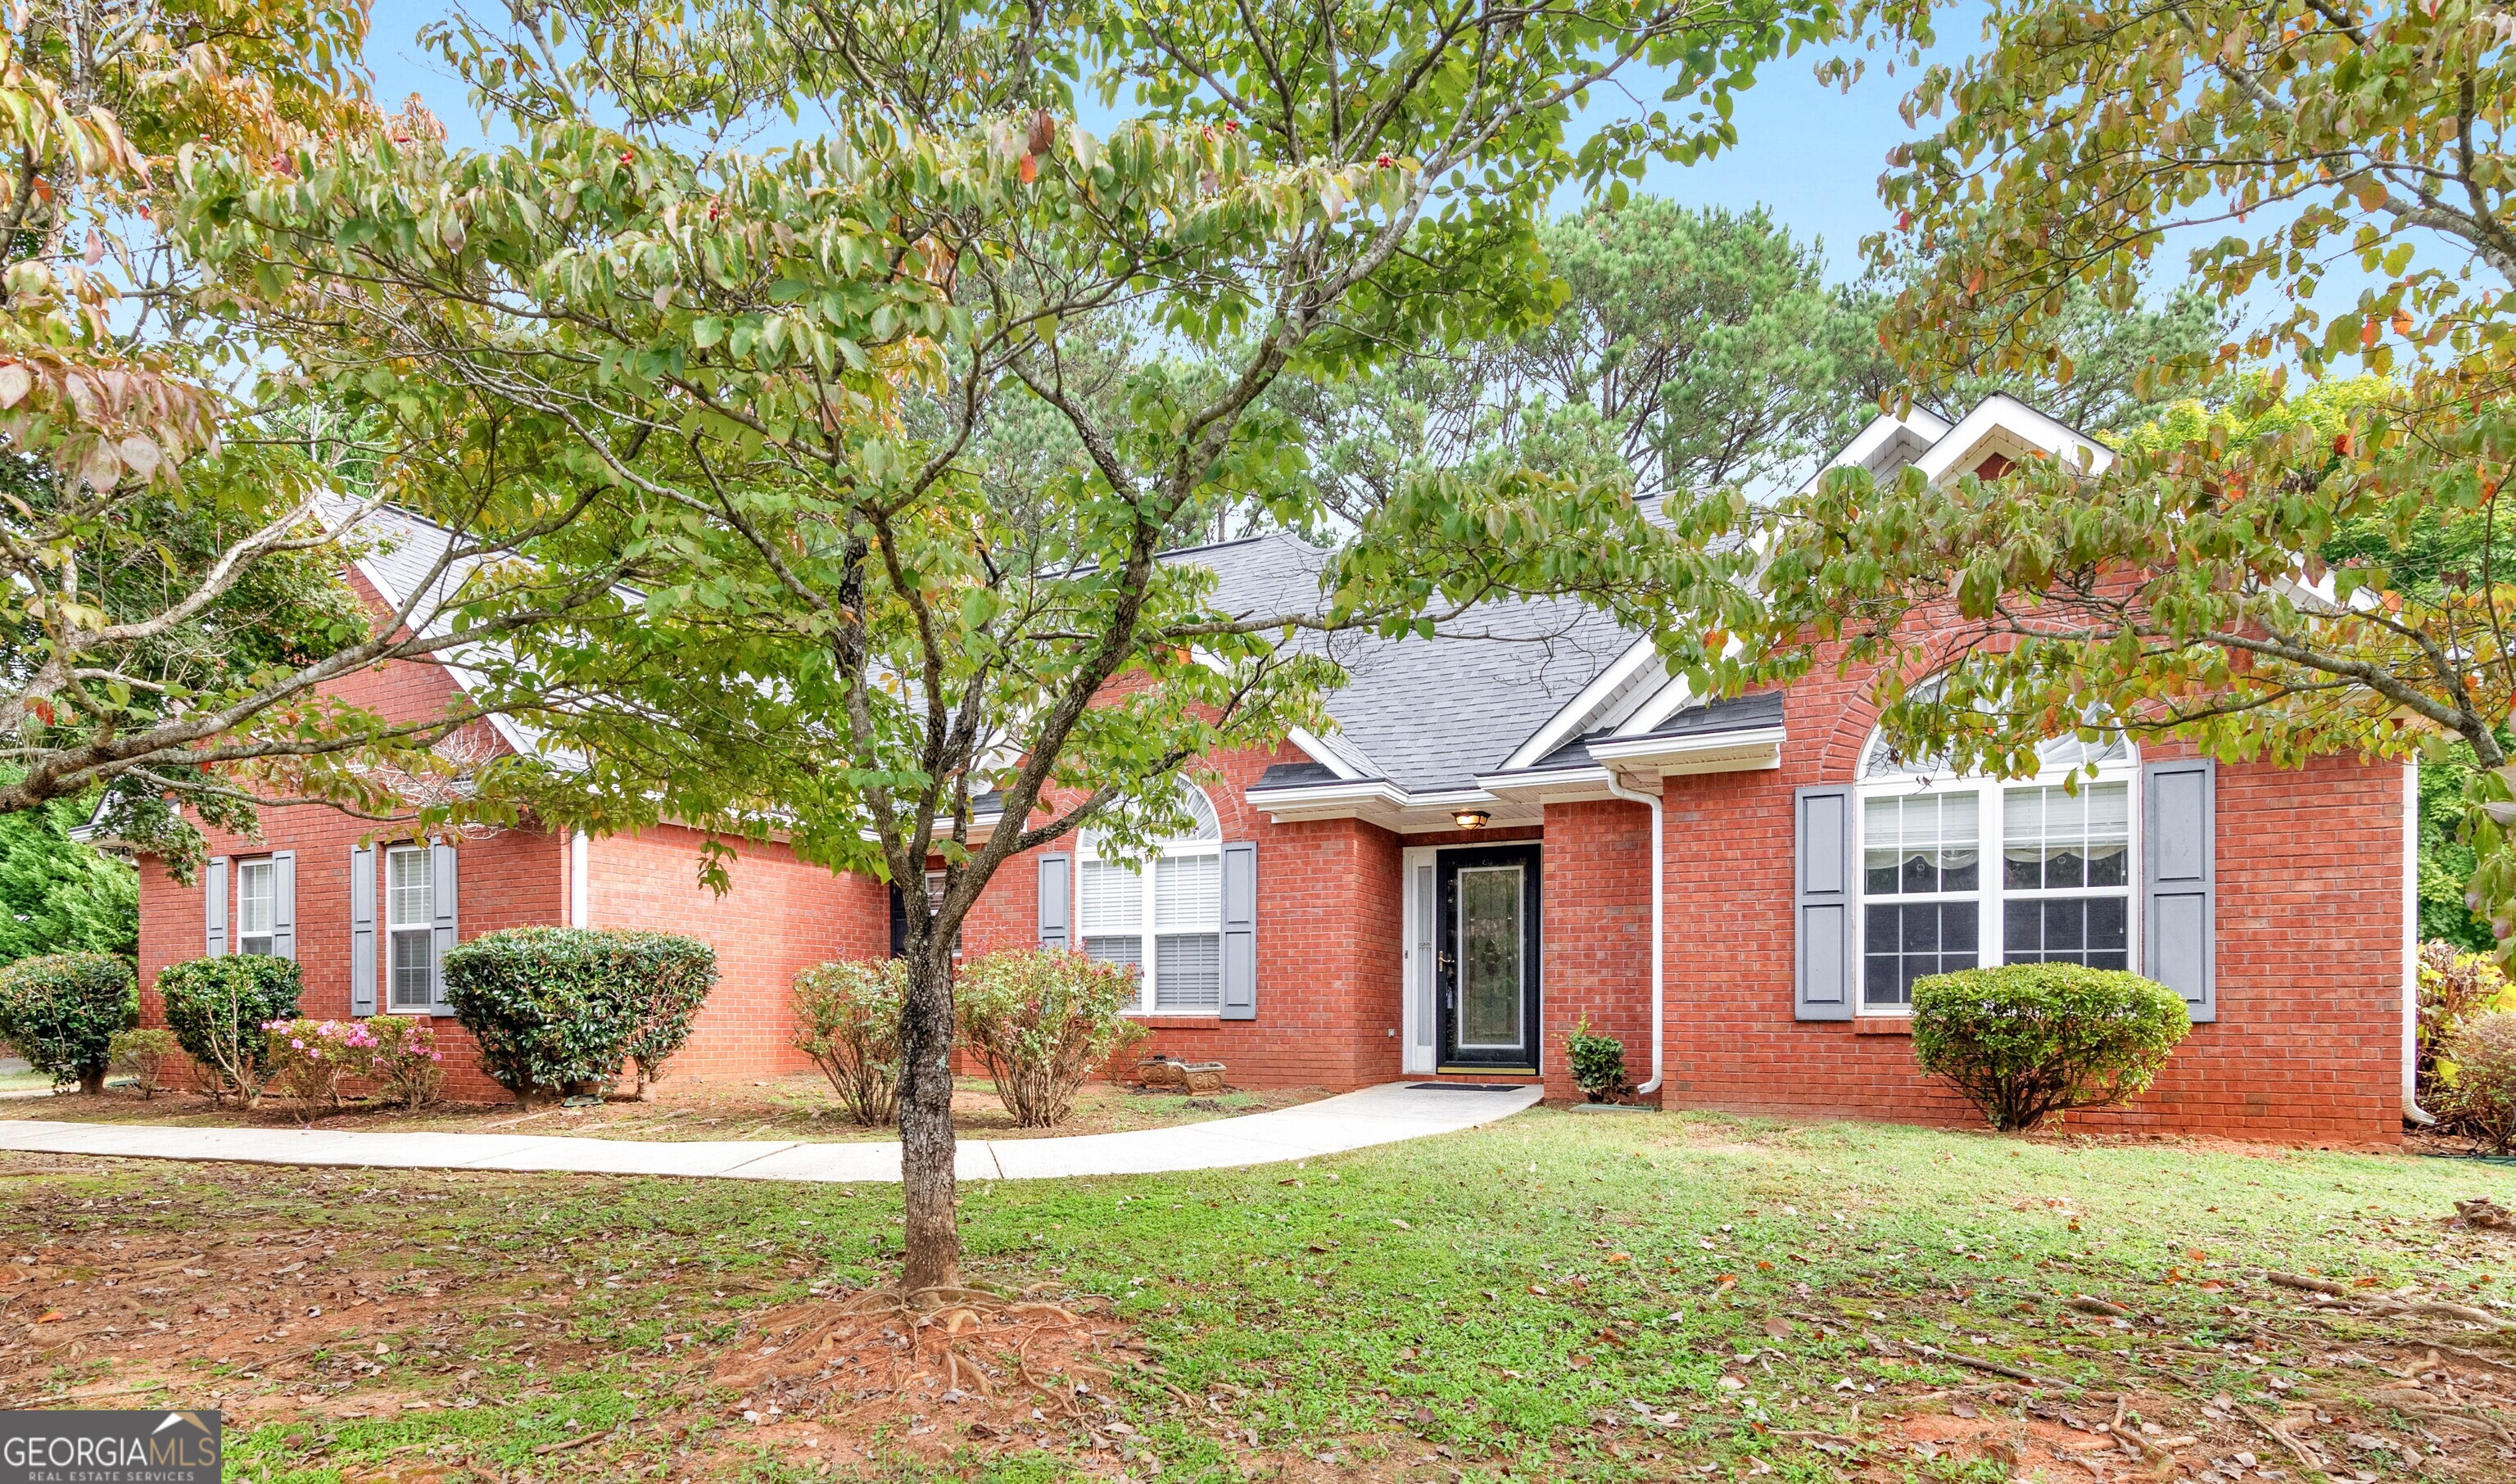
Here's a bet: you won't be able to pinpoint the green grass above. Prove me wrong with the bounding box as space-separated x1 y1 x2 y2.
3 1110 2512 1481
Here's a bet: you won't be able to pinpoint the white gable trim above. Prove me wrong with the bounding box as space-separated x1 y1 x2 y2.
1913 393 2112 484
1496 637 1666 771
1284 725 1373 780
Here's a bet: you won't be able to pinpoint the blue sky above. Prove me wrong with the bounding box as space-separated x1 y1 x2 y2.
364 2 1985 286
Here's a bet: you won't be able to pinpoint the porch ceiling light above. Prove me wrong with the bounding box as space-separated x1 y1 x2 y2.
1453 808 1491 829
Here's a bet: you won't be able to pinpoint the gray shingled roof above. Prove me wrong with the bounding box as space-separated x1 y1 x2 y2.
357 506 1651 795
1176 532 1637 793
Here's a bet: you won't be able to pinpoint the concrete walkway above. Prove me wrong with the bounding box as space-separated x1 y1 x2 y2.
0 1082 1541 1183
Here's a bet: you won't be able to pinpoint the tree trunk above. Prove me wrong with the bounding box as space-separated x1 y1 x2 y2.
78 1069 104 1097
896 943 961 1292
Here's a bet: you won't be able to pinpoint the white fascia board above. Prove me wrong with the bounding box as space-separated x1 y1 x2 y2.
1588 726 1785 777
1498 637 1666 771
1243 778 1412 812
1284 725 1373 780
1916 394 2113 484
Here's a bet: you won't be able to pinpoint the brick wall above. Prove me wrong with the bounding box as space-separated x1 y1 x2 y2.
130 575 2413 1140
140 805 567 1104
583 826 886 1082
1647 663 2409 1147
943 742 1417 1090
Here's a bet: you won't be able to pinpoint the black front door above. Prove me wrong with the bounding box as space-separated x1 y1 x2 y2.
1437 844 1541 1073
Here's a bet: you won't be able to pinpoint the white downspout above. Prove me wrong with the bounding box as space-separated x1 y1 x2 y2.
2405 759 2437 1125
1604 770 1665 1097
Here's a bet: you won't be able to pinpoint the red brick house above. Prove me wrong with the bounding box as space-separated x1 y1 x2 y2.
132 396 2419 1141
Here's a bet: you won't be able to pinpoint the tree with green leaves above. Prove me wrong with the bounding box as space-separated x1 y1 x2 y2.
0 3 638 876
1265 198 1885 527
165 0 1859 1289
1671 0 2516 944
0 785 133 963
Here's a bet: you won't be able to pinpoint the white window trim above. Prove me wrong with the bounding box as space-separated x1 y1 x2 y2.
383 844 439 1015
234 857 277 957
1076 785 1224 1016
1853 740 2141 1017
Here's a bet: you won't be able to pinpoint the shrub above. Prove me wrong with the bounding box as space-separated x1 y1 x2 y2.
364 1015 445 1109
156 954 302 1107
1564 1015 1631 1103
2419 941 2516 1102
0 952 134 1093
1910 964 2192 1132
792 957 905 1126
442 928 715 1102
612 934 719 1097
262 1018 377 1122
108 1027 179 1098
2441 1012 2516 1153
955 948 1147 1128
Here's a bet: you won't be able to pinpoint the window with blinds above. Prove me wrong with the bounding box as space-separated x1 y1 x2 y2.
1077 781 1224 1013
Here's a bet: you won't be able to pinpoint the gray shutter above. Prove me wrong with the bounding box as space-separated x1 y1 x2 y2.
1220 840 1257 1020
350 845 377 1016
429 841 459 1010
2143 758 2216 1023
270 850 297 961
203 857 229 958
1794 786 1855 1020
1037 853 1070 948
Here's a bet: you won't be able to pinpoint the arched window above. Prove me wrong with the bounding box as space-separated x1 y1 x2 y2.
1854 726 2138 1014
1078 780 1224 1013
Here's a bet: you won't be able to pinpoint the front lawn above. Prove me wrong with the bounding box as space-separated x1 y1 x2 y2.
2 1111 2512 1482
0 1072 1320 1142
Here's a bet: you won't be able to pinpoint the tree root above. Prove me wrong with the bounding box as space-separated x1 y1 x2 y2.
715 1281 1123 1433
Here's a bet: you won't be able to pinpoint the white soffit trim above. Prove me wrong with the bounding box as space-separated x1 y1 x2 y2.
1499 638 1667 771
1588 725 1786 778
1242 778 1539 833
1915 393 2114 484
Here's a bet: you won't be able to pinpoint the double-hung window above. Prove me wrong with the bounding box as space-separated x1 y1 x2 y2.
386 845 437 1011
236 858 277 956
2002 783 2130 970
1860 791 1980 1008
1079 784 1224 1013
1855 731 2136 1014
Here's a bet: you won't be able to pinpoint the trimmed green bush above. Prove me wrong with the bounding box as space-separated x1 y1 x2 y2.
156 954 303 1106
792 957 905 1126
0 952 134 1093
612 934 719 1097
1911 964 2191 1132
957 948 1147 1128
442 927 717 1102
1564 1014 1631 1102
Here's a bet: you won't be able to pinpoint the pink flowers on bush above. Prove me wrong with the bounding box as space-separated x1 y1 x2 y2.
260 1016 447 1120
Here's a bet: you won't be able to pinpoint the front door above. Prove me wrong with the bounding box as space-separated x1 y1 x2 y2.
1436 844 1541 1073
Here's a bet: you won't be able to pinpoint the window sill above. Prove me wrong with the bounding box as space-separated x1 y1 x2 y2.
1126 1013 1226 1029
1853 1016 1914 1036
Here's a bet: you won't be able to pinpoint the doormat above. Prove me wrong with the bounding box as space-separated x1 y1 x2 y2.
1408 1083 1532 1092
